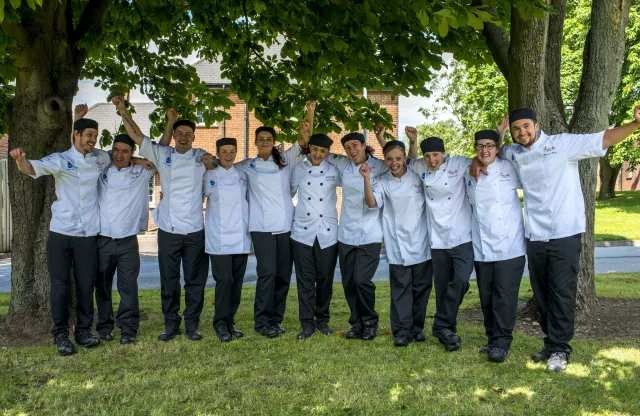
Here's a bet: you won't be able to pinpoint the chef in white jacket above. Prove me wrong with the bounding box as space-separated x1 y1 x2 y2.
203 137 251 343
471 106 640 372
464 129 526 363
290 133 341 340
113 96 213 342
233 103 313 338
405 134 473 351
361 139 433 348
329 132 388 341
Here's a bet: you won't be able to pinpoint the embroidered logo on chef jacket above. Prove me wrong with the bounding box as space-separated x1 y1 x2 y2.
96 160 106 169
102 173 108 180
325 175 337 182
413 183 422 193
500 173 512 182
543 145 557 156
249 162 255 169
66 161 75 170
405 159 411 166
447 169 458 178
468 180 472 187
421 172 426 180
165 156 171 165
512 154 516 161
130 169 142 178
239 177 247 186
209 179 217 187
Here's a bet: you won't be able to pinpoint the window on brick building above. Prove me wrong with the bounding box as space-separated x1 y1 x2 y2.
627 168 634 180
196 108 219 127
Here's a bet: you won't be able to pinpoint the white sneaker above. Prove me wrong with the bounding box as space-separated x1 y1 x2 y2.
546 352 569 372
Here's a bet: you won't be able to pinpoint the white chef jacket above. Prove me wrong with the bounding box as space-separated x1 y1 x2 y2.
98 163 155 239
235 142 305 234
290 158 341 249
370 169 431 266
29 146 110 237
407 155 472 249
203 166 251 255
139 136 207 235
502 130 607 241
464 159 525 262
329 153 388 246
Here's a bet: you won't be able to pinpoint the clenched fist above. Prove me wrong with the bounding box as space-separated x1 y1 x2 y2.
74 104 88 120
112 96 126 111
9 148 26 161
405 126 418 142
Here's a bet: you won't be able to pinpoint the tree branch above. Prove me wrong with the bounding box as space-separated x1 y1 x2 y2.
1 21 30 48
544 0 568 134
473 0 510 79
71 0 114 49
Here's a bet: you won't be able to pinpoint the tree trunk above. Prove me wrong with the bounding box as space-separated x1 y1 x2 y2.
5 1 83 333
598 152 619 200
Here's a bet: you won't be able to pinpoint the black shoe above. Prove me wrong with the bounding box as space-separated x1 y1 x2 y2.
489 347 508 362
434 329 461 345
273 323 285 335
345 326 363 339
362 326 377 341
317 321 332 335
120 335 135 345
394 330 412 347
256 326 279 338
215 324 232 342
75 329 100 348
413 332 426 343
297 325 315 340
53 334 76 356
158 326 181 342
479 344 492 355
186 325 203 341
444 342 461 352
228 325 244 339
531 346 552 363
99 333 114 341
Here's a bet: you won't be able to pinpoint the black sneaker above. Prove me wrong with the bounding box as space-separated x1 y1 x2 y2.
74 329 100 348
394 330 412 347
186 325 203 341
297 325 315 340
413 332 426 342
479 344 493 355
273 323 285 335
228 325 244 338
345 326 363 339
256 326 278 338
488 347 508 363
120 335 135 345
444 342 461 352
316 321 332 335
99 333 114 341
53 333 76 356
158 326 181 342
215 324 232 342
546 352 569 372
434 329 461 345
531 346 552 363
362 326 377 341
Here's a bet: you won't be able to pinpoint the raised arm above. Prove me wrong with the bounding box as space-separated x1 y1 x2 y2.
603 105 640 148
9 148 36 176
112 96 144 146
159 108 178 146
359 162 377 208
405 126 419 159
298 100 316 147
496 115 509 145
374 123 386 148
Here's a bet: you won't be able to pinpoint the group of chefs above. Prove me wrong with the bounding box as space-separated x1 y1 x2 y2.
10 96 640 373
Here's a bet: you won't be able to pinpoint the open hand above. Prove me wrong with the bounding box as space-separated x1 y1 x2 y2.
496 115 509 137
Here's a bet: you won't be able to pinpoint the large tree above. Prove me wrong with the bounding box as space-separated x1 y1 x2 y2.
1 0 525 332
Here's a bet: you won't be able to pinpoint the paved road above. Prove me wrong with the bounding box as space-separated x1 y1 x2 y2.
1 236 639 293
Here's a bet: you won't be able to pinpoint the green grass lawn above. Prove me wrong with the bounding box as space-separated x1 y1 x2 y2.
1 274 639 415
595 191 640 241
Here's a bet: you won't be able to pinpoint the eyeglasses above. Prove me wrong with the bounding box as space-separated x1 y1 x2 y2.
475 143 497 150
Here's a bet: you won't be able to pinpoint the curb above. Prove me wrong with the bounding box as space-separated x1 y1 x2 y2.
595 240 640 247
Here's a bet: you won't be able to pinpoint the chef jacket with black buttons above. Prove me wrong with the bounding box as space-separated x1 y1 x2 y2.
29 146 111 237
406 155 472 249
234 142 306 234
370 170 431 266
329 153 388 246
464 158 526 262
139 136 207 235
98 163 155 239
501 131 607 241
202 166 251 255
290 158 341 249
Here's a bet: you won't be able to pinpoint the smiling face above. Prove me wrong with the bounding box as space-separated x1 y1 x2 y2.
475 139 498 166
309 145 329 166
510 118 539 148
173 125 195 154
73 128 99 155
217 144 237 169
112 142 133 170
343 140 366 165
384 147 407 177
255 131 275 158
423 151 445 170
